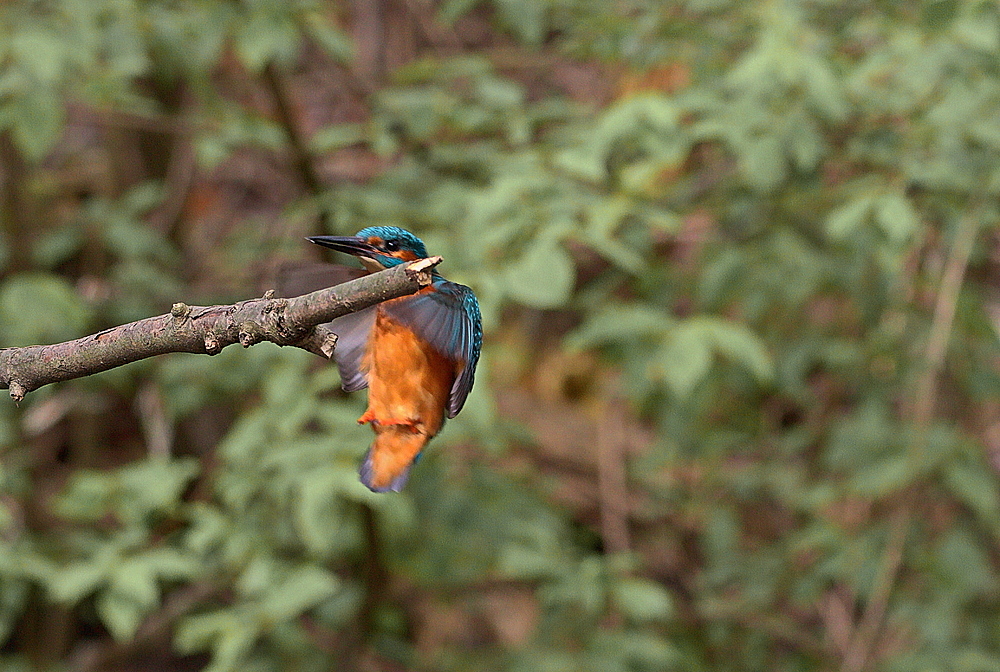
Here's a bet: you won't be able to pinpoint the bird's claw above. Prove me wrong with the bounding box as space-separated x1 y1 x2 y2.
358 412 420 432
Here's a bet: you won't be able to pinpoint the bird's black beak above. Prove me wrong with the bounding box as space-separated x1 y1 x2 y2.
307 235 379 258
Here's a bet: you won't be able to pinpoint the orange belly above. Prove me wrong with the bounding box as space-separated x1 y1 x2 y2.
358 305 455 490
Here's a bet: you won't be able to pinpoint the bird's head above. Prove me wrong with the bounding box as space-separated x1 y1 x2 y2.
308 226 429 272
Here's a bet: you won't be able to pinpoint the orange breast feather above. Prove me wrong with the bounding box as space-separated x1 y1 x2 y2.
357 304 456 491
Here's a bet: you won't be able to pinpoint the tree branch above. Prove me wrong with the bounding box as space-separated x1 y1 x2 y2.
0 257 442 402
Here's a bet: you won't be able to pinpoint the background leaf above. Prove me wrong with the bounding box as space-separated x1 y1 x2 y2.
503 238 576 308
1 2 1000 672
0 273 91 346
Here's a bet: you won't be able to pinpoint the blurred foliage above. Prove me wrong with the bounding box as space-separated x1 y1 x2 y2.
3 0 1000 671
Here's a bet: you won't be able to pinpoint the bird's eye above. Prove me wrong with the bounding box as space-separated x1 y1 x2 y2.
384 240 400 252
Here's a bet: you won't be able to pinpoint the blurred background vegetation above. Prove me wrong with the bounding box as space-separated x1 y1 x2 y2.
2 0 1000 670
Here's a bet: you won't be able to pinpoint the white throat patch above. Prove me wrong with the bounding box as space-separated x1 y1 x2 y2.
360 257 386 273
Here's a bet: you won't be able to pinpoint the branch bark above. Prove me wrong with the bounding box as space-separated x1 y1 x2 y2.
0 256 441 402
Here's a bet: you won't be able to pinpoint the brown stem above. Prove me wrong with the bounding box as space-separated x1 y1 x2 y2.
147 83 198 237
596 399 631 556
400 0 462 53
265 64 326 199
839 206 983 672
0 257 441 402
0 131 32 274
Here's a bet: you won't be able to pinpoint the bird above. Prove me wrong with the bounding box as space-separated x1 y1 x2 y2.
308 226 482 493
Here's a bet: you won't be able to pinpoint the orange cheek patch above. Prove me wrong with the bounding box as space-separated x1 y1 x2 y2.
392 250 418 261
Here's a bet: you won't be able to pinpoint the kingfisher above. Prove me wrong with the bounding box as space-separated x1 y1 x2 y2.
308 226 482 493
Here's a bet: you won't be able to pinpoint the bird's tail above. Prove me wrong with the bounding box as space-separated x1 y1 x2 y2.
358 428 429 492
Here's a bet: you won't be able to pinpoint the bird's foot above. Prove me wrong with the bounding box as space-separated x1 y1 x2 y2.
358 411 419 431
378 418 420 431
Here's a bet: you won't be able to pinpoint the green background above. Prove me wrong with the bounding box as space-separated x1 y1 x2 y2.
2 1 1000 670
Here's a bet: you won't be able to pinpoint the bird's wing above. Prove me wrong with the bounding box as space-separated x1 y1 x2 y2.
323 306 377 392
384 280 482 418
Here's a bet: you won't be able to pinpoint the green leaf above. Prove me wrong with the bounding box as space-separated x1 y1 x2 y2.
949 649 1000 672
593 630 679 668
57 459 200 523
309 123 367 153
945 461 1000 528
826 196 874 240
802 55 848 121
494 0 547 44
825 402 900 469
48 563 106 603
104 220 171 262
97 589 146 641
7 87 65 162
209 627 257 672
612 577 674 623
257 565 339 621
237 555 275 597
33 226 85 269
741 135 786 192
953 14 1000 52
110 561 160 611
146 3 229 73
302 12 354 62
119 459 200 517
11 29 66 84
875 193 920 243
143 548 200 581
789 118 825 170
184 503 230 554
53 471 112 521
475 77 525 108
553 146 606 182
568 305 673 349
697 317 774 383
235 7 298 72
497 545 563 580
0 273 90 346
175 610 238 653
437 0 483 24
504 238 575 309
936 528 995 594
0 231 9 275
295 467 350 556
0 579 29 647
175 609 261 672
659 323 712 398
850 455 916 497
587 234 646 274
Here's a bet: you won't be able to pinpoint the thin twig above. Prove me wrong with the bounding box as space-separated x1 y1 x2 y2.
147 84 198 236
596 399 631 556
265 64 327 199
67 102 189 135
400 0 462 53
699 599 828 658
839 206 983 672
349 0 385 87
0 257 441 402
0 132 32 274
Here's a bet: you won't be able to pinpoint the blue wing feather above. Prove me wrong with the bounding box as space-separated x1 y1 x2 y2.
322 306 376 392
383 279 482 418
